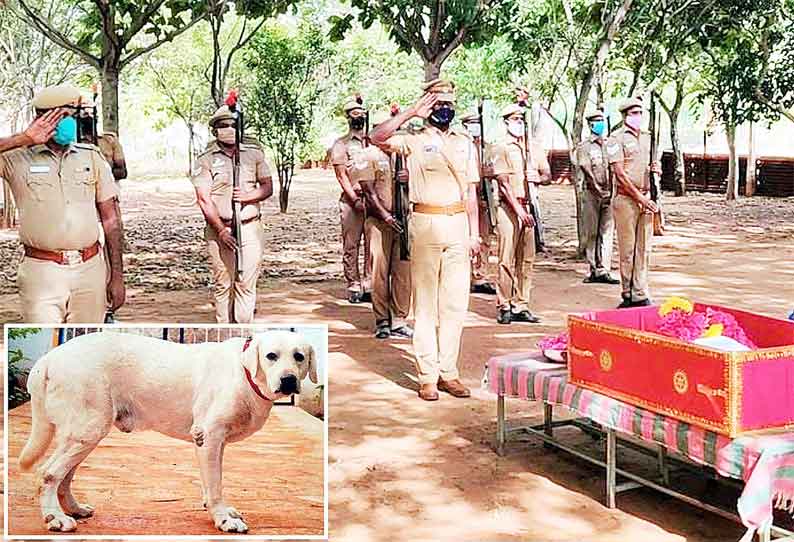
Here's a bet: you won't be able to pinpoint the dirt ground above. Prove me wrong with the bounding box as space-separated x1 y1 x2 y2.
7 402 324 536
2 168 794 540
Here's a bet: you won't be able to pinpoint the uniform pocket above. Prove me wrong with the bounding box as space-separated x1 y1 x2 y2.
25 172 60 202
69 166 96 201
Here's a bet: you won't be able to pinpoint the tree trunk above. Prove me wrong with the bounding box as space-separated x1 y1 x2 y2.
101 66 120 134
670 106 684 196
725 121 739 201
423 59 441 82
746 121 756 196
278 164 293 213
187 123 195 177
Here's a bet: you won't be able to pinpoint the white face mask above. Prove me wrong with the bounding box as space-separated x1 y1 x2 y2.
216 127 236 144
465 123 481 138
507 120 524 138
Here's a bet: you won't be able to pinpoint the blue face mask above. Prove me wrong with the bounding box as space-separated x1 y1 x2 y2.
429 105 455 127
52 116 77 146
590 120 605 136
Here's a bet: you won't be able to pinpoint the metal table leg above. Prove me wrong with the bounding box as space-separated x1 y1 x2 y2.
658 445 670 486
497 394 506 456
606 428 617 508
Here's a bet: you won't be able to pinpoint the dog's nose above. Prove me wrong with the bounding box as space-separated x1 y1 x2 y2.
279 374 299 395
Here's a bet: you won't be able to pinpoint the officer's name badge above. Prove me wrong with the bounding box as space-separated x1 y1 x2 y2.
607 143 620 155
29 165 50 173
212 158 225 168
423 144 439 153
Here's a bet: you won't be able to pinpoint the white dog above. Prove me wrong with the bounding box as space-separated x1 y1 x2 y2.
18 330 317 533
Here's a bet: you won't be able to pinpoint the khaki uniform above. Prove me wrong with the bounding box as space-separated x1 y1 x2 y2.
471 140 497 287
491 137 549 312
97 132 126 179
350 146 411 329
0 143 119 322
386 125 478 385
607 127 653 301
192 144 269 323
577 136 615 277
330 133 371 294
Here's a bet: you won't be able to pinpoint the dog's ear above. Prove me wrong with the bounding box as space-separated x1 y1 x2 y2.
241 336 261 378
306 343 318 384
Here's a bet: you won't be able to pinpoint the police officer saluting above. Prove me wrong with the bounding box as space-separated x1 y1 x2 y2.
192 105 273 323
0 85 125 322
371 79 481 402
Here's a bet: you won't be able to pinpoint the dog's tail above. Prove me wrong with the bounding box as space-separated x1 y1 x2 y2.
19 361 54 472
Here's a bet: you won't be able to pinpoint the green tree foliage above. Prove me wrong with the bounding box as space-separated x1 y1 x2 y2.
242 21 331 212
205 0 297 107
329 0 512 81
8 328 40 408
139 25 215 175
11 0 208 131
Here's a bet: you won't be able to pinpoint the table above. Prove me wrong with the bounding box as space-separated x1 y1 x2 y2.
484 351 794 542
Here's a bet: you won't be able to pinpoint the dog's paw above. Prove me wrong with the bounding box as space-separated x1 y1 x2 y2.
190 425 205 447
65 503 94 519
214 507 248 533
45 513 78 532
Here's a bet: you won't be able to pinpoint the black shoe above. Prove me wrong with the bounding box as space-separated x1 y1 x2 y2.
617 298 633 309
390 325 414 339
361 291 372 303
583 273 598 283
375 323 390 339
471 282 497 295
512 310 541 323
630 298 652 307
599 275 621 285
497 309 512 324
348 291 363 304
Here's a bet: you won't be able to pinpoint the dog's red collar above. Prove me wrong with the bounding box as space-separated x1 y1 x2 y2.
242 337 271 402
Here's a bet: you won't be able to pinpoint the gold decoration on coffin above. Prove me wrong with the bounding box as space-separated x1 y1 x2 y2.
673 370 688 394
599 350 613 372
567 314 794 437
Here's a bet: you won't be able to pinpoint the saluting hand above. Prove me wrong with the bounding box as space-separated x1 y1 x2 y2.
411 93 438 120
24 109 66 144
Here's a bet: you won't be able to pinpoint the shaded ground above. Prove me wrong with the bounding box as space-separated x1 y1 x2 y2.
7 402 324 536
2 169 794 540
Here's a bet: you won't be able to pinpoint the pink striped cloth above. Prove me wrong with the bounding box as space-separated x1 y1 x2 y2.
483 351 794 534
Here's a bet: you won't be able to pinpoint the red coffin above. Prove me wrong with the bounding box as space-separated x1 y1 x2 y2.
568 303 794 437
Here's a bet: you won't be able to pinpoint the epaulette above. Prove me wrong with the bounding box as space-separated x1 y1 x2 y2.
73 142 100 152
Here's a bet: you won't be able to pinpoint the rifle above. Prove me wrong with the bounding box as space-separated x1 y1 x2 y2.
391 103 410 260
76 84 99 145
649 93 665 236
478 98 497 229
225 89 244 279
520 103 540 234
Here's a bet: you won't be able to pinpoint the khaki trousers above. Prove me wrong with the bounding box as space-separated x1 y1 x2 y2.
496 204 535 311
471 202 495 285
366 217 411 328
582 189 615 276
613 194 652 301
339 197 371 293
18 252 106 323
409 212 470 385
207 220 265 323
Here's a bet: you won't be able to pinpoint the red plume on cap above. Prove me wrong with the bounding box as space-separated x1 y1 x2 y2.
390 102 400 116
354 93 363 105
225 89 239 107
